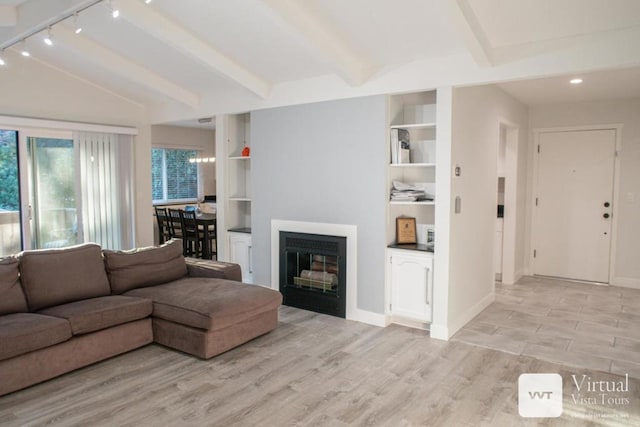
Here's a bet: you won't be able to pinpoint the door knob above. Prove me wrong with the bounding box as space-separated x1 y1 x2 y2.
603 213 610 219
604 202 610 207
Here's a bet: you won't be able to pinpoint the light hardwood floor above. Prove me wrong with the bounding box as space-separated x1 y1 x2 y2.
453 276 640 379
1 305 638 426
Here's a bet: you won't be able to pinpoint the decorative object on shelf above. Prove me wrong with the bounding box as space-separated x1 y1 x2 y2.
242 146 250 157
390 128 410 164
396 217 417 244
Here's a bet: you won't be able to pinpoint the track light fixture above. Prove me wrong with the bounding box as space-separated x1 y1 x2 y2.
20 41 30 57
43 27 54 46
109 1 120 18
0 0 122 61
74 12 83 34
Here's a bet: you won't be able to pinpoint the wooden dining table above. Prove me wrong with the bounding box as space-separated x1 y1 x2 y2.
194 212 216 259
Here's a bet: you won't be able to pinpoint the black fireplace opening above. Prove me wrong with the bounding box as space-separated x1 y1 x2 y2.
279 231 346 318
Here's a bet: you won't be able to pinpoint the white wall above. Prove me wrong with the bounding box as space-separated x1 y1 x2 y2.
0 56 153 246
151 125 216 196
529 98 640 288
251 96 387 314
445 85 528 336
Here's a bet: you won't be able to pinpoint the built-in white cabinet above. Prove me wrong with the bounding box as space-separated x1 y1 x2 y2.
229 231 253 283
389 248 433 323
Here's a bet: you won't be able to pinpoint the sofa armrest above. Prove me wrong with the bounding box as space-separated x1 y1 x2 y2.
185 258 242 282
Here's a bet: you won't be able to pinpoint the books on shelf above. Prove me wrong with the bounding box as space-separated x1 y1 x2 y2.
390 128 410 164
390 181 435 202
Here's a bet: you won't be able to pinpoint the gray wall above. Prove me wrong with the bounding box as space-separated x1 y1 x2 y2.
251 95 387 313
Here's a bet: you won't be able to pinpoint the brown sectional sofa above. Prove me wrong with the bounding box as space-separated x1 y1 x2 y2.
0 239 282 396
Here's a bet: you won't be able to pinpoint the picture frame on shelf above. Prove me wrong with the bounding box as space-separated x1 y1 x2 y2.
396 217 417 244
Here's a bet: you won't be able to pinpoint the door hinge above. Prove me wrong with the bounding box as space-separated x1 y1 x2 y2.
535 197 538 206
537 144 540 153
389 303 392 312
533 249 537 258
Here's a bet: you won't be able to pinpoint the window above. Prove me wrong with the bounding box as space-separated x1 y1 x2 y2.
152 148 199 203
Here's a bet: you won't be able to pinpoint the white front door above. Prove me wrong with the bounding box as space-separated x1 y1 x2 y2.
533 129 616 283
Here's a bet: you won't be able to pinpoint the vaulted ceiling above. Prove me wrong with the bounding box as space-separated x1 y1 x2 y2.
1 0 639 123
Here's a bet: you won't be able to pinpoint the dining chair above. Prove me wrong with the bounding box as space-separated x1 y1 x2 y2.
180 210 217 259
167 208 185 251
179 209 202 258
154 207 172 244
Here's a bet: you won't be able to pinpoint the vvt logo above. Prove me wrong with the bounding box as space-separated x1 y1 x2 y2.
519 373 563 418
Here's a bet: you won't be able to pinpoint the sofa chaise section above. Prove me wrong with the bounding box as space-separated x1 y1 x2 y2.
125 277 282 359
104 240 282 359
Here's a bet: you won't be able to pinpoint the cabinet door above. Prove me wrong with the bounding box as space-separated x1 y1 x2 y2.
390 252 432 322
229 233 253 283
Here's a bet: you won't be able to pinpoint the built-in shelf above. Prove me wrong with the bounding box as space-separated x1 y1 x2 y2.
228 156 251 160
387 243 434 253
389 163 436 168
228 227 252 234
228 197 251 202
389 200 435 206
390 123 436 130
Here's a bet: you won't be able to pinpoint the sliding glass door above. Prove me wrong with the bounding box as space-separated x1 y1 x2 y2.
0 130 22 256
27 135 80 249
0 126 133 255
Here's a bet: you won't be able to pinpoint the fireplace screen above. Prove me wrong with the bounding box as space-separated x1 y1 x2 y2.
280 232 346 318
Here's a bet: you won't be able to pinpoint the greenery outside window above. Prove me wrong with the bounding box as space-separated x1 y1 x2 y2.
152 148 200 204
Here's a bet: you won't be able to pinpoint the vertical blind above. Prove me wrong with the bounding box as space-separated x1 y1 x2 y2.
75 131 133 250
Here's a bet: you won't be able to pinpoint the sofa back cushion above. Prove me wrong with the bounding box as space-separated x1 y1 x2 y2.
0 256 28 315
103 239 188 294
20 244 111 311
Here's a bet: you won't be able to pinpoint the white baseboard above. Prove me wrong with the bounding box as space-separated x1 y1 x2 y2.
612 277 640 290
513 269 524 283
348 309 388 327
429 324 449 341
447 292 495 339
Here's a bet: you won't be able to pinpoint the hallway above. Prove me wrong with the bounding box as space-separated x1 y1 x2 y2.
452 276 640 378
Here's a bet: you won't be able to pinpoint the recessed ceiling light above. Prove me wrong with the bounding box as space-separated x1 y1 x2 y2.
570 78 583 85
145 0 152 3
0 56 6 66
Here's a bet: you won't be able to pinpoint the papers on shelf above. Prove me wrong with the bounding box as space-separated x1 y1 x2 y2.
390 181 435 202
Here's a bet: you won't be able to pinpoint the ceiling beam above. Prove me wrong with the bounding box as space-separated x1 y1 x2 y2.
52 25 199 108
261 0 373 86
0 6 17 27
113 0 270 99
447 0 493 67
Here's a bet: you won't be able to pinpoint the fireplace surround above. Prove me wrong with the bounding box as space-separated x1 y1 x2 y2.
271 220 358 321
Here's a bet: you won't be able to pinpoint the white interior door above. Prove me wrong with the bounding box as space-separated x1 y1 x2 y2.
533 129 616 283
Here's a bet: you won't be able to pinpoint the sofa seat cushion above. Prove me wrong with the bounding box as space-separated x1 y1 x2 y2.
124 277 282 331
19 243 111 311
0 256 28 315
0 313 71 361
104 239 188 294
38 295 152 335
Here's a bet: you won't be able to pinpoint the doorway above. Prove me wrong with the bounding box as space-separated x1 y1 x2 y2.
532 128 618 283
